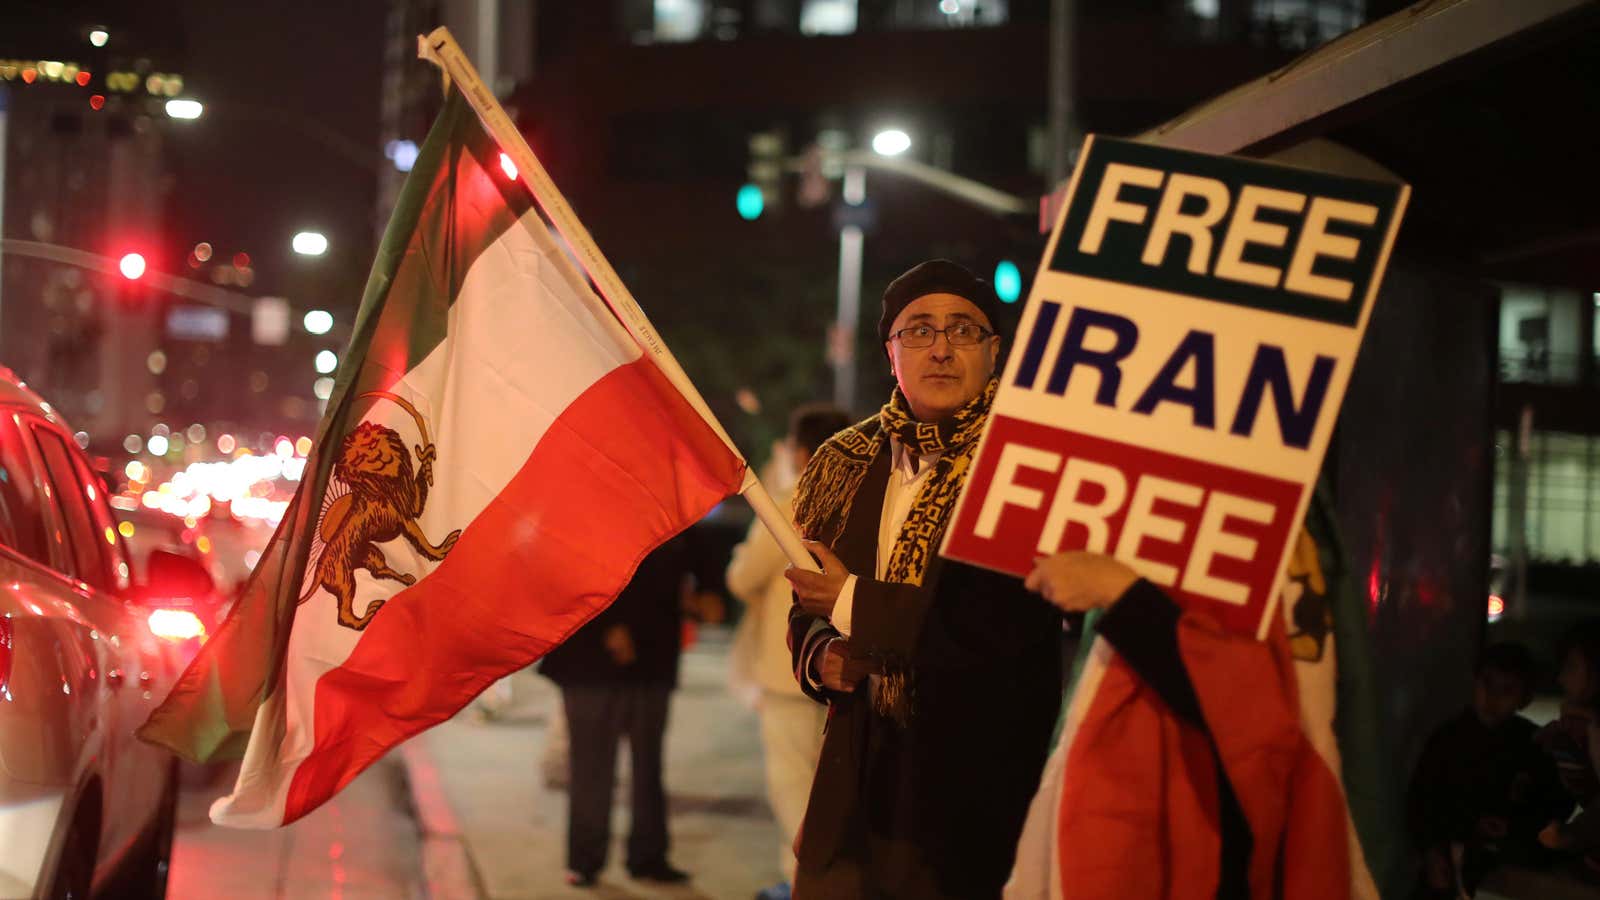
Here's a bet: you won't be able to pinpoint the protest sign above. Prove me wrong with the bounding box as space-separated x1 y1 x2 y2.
942 136 1408 637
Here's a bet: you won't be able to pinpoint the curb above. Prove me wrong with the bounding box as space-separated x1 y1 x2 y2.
399 735 484 900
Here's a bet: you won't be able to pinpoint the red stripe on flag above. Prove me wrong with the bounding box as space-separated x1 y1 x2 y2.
281 359 743 823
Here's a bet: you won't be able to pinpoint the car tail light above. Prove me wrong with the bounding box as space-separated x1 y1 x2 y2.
148 608 206 642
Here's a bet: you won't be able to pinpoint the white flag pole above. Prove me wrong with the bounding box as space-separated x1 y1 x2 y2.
419 28 819 573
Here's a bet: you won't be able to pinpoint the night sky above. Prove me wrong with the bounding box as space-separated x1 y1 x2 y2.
163 0 387 316
1 1 390 314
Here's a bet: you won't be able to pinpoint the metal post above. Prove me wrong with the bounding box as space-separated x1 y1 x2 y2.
1048 0 1077 184
833 164 866 412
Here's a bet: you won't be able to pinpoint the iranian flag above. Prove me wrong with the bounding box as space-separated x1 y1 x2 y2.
139 78 746 826
1005 508 1401 899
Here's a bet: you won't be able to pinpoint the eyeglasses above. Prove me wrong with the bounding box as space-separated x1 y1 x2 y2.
890 323 994 349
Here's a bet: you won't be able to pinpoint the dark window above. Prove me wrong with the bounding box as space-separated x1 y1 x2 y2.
0 415 51 567
32 425 111 591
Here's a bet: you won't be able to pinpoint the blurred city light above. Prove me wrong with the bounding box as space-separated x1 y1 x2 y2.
73 431 89 449
872 129 911 157
119 252 146 280
216 433 236 454
147 350 166 374
386 139 419 173
292 231 329 256
295 436 313 457
499 152 519 181
994 260 1022 303
313 377 335 400
274 437 294 458
89 94 105 111
303 309 334 335
187 424 206 444
1488 594 1506 622
193 241 213 262
124 434 143 454
148 434 170 456
165 98 204 120
89 28 109 47
736 184 765 221
940 0 961 14
315 350 338 374
125 460 147 482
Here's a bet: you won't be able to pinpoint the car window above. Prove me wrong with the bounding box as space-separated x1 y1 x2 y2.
31 425 112 591
0 414 50 566
72 453 131 591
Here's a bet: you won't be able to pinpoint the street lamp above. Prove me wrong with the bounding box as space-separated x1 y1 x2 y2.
165 99 204 120
871 129 912 157
303 309 334 335
292 231 328 257
832 129 913 410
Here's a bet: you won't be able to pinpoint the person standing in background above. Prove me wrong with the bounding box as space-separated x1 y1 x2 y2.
728 403 854 900
540 536 697 889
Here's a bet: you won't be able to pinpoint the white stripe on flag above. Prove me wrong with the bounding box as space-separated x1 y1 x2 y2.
1004 637 1114 900
211 209 641 826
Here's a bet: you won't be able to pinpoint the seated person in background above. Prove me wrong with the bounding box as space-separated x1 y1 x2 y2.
1537 622 1600 875
1410 641 1566 897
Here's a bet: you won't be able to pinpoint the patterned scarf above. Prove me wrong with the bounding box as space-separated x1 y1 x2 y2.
792 377 998 723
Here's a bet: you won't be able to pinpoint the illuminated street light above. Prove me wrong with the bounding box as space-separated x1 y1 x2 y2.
165 99 204 120
303 309 334 335
89 28 109 47
871 129 911 157
315 350 338 374
292 231 328 256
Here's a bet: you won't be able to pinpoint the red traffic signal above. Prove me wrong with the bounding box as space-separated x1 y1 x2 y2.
118 252 147 280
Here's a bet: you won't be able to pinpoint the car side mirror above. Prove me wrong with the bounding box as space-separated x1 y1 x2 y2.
141 548 216 603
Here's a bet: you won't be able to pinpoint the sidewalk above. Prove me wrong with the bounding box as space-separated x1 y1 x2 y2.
168 755 427 899
406 627 783 899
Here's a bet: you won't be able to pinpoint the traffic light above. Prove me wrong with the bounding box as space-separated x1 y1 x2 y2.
994 260 1022 303
736 183 765 221
744 130 787 219
119 252 147 280
111 249 155 307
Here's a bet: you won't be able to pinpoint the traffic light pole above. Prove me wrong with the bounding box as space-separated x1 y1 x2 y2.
833 164 866 412
0 239 350 341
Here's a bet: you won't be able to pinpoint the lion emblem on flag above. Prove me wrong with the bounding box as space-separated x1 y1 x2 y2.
299 391 462 631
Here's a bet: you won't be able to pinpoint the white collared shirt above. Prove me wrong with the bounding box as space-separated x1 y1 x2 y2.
831 436 940 637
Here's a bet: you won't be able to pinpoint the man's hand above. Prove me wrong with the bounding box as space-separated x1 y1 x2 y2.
815 638 874 693
1023 552 1139 613
603 624 636 666
784 539 851 618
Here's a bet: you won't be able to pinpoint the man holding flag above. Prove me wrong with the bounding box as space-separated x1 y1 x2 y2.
784 260 1065 900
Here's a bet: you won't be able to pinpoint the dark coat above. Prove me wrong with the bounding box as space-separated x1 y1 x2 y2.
541 536 691 687
789 445 1063 900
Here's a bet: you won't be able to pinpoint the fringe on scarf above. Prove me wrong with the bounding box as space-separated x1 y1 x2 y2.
792 379 997 727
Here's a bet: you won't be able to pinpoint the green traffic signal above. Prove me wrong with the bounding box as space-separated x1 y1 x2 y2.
737 183 765 221
995 260 1022 303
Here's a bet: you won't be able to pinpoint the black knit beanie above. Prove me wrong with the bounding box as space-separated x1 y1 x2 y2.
877 259 999 354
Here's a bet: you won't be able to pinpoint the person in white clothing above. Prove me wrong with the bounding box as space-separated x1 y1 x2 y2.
727 403 854 900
